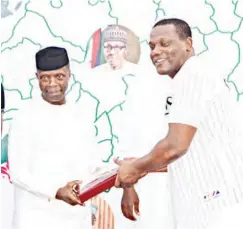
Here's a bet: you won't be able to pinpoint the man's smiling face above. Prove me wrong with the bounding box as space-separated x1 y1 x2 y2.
149 24 191 77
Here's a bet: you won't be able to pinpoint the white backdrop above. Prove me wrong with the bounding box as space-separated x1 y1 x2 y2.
1 0 243 229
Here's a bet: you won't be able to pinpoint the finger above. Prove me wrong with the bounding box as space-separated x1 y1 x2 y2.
114 176 121 188
123 157 136 161
69 191 82 205
68 180 82 187
127 204 136 221
121 204 128 219
71 189 86 206
134 200 140 216
68 180 82 193
79 201 86 207
121 204 136 221
68 198 81 206
72 183 81 194
113 158 122 166
140 171 148 178
69 197 81 206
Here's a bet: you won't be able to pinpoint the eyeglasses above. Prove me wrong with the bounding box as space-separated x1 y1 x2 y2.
103 45 126 52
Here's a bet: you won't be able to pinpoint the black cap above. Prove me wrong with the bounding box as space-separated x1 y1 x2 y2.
1 84 5 110
35 46 69 71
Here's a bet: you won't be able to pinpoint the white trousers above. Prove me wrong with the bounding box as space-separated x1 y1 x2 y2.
1 177 14 229
206 203 243 229
102 173 175 229
177 203 243 229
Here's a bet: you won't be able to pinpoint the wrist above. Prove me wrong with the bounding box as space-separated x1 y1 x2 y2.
133 158 146 173
123 186 134 192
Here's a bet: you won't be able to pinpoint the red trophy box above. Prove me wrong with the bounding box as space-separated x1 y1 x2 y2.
74 167 118 203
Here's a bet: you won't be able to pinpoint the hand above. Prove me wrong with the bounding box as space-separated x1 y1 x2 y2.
121 187 140 221
114 158 147 188
56 180 84 206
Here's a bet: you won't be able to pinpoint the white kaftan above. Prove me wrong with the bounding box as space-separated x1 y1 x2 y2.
8 97 100 229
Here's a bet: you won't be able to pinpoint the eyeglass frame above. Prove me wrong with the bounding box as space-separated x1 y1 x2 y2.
103 44 127 53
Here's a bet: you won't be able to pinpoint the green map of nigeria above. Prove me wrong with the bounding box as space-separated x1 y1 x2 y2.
1 0 243 164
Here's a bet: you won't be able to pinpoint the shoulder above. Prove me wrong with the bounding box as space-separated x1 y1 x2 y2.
123 61 139 72
135 66 172 91
19 98 41 114
10 98 40 127
173 56 219 89
175 56 200 79
92 63 109 73
127 70 172 106
126 61 138 67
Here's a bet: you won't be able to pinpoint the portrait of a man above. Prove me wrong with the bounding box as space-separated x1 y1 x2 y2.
91 25 140 72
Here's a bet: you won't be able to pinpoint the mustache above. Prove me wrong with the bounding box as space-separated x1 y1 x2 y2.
107 54 115 58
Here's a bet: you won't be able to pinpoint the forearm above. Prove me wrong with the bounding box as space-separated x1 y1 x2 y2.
8 117 63 200
10 171 62 200
9 154 60 200
133 138 184 173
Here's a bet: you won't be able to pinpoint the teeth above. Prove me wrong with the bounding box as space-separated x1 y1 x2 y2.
156 59 165 63
154 58 165 65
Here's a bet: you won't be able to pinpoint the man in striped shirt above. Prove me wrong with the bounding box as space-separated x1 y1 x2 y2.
115 18 243 229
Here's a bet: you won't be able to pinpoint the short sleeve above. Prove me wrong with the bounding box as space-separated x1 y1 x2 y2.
168 58 216 128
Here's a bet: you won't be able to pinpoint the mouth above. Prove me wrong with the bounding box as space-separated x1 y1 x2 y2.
107 56 115 61
153 58 166 66
47 90 61 95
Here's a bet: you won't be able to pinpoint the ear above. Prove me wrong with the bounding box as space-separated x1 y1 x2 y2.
68 71 71 80
35 72 39 79
124 47 128 56
123 48 128 61
185 37 193 52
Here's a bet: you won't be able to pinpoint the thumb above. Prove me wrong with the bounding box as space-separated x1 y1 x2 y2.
140 171 148 178
114 176 121 188
70 180 82 185
68 180 82 188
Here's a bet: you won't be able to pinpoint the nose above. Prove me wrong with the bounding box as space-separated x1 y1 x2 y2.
48 77 57 86
151 45 163 58
110 48 116 55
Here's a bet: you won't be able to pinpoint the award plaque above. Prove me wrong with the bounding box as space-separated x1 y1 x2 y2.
74 167 118 203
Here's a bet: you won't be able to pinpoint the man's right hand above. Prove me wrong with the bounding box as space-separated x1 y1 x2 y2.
56 180 83 206
121 186 140 221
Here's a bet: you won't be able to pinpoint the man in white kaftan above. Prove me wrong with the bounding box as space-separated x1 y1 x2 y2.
1 83 15 229
8 46 101 229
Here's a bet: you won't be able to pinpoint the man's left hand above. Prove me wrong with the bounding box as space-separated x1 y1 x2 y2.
121 186 140 221
114 158 147 188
